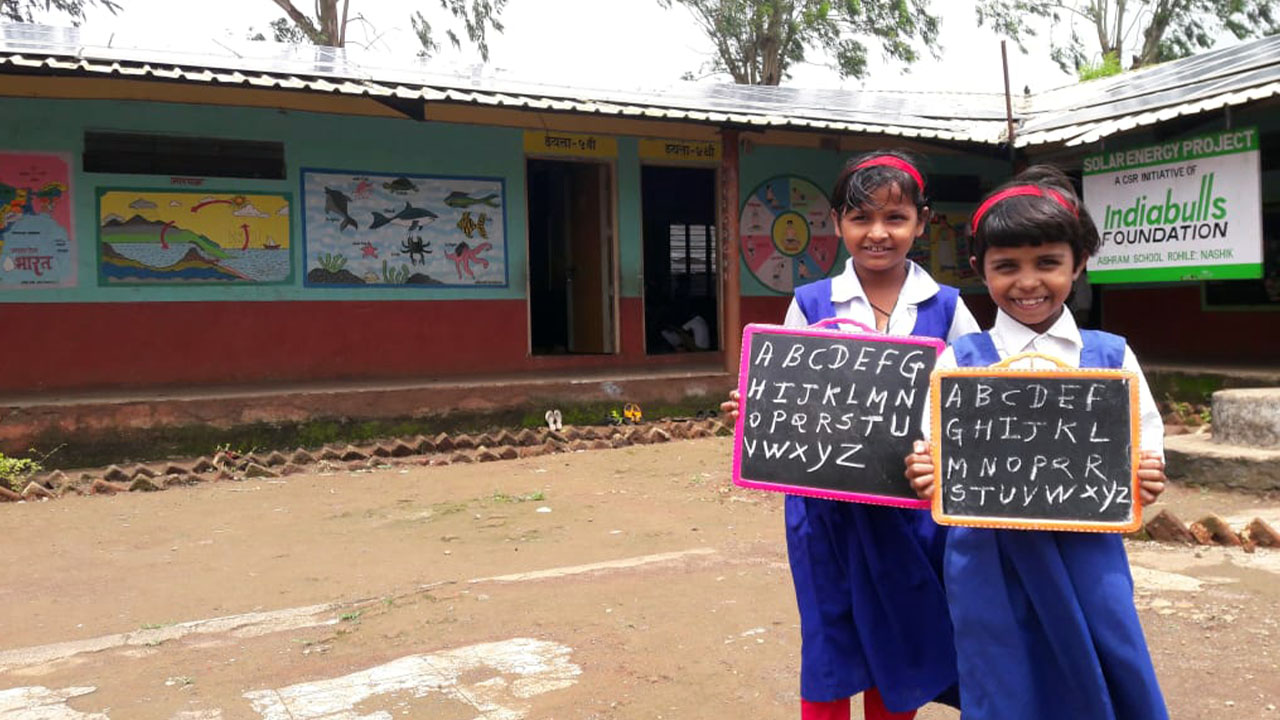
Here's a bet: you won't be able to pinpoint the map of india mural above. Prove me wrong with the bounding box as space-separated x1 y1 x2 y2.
0 152 74 289
302 169 506 288
97 190 292 285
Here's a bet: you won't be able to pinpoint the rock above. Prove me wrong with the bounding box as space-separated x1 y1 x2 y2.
189 457 217 474
103 464 130 482
243 463 276 478
412 435 435 454
450 451 474 464
497 446 519 460
433 433 454 452
1188 522 1214 545
128 476 162 492
130 464 158 479
316 446 342 461
1193 514 1242 546
518 444 549 458
22 481 54 500
279 463 305 476
1144 509 1196 544
44 470 71 491
1246 517 1280 548
452 434 477 451
0 485 21 502
264 451 289 467
611 434 633 449
1213 388 1280 447
389 440 416 458
339 445 367 462
646 428 672 443
91 479 129 495
162 463 188 476
289 449 315 465
475 448 501 462
515 428 540 446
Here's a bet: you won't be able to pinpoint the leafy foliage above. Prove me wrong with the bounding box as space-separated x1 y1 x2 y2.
257 0 506 60
0 0 120 24
976 0 1280 75
317 252 347 273
1077 51 1122 80
381 259 410 284
0 452 42 492
659 0 941 85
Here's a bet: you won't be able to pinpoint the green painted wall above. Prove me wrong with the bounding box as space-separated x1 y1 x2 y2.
0 96 659 303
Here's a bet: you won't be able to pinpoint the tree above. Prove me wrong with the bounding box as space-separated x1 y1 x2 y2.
659 0 941 85
261 0 506 60
976 0 1280 74
1 0 121 25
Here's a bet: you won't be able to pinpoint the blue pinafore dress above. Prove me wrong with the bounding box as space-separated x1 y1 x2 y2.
945 330 1168 720
787 278 960 711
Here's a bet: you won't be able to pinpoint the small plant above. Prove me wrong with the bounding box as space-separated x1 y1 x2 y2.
317 252 347 273
381 259 410 284
0 451 44 492
490 490 545 503
339 610 363 622
1079 52 1122 82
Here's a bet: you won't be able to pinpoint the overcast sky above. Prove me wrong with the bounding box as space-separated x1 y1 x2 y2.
39 0 1211 95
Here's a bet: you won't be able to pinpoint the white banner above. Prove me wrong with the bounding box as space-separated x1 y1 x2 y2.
1083 128 1263 283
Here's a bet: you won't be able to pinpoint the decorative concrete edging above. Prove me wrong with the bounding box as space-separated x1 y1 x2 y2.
1138 508 1280 552
5 419 732 502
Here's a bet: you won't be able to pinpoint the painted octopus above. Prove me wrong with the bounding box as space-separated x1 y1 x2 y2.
446 241 492 279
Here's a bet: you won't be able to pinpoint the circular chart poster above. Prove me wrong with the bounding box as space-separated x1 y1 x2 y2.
740 176 840 294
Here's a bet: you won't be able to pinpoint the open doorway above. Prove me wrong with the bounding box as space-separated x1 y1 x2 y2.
641 165 719 355
527 158 616 355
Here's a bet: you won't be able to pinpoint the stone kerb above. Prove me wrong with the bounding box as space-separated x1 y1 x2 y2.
1212 388 1280 448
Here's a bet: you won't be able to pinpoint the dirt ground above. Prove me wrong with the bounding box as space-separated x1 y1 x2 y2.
1 436 1278 719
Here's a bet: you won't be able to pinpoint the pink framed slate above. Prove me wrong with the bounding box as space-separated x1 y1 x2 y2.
731 319 945 509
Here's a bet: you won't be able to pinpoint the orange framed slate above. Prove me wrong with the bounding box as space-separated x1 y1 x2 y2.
929 353 1143 533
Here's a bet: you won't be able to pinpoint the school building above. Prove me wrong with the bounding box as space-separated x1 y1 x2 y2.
0 23 1275 457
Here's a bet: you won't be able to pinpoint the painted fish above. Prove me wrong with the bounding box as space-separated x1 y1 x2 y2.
455 211 490 239
370 202 438 232
383 177 419 194
323 187 358 232
443 191 500 209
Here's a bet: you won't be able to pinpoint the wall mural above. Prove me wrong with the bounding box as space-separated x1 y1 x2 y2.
740 175 841 294
301 169 506 287
924 210 982 289
97 189 292 285
0 152 74 289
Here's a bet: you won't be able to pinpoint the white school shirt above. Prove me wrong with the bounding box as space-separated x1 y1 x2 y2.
782 258 981 342
931 308 1165 455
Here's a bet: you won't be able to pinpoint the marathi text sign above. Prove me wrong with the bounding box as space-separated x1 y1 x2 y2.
1083 127 1263 283
732 322 943 508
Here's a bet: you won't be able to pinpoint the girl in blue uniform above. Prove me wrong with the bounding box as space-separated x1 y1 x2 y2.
905 165 1170 720
726 151 979 720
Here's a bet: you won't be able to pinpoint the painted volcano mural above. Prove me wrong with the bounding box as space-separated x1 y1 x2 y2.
97 189 292 285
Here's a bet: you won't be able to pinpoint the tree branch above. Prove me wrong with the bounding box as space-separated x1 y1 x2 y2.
271 0 324 43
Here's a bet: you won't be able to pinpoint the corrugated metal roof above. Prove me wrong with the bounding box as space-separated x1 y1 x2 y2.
1016 34 1280 147
1 23 1276 149
0 23 1008 143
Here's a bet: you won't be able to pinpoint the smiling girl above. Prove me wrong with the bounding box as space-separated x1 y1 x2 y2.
725 151 980 719
905 165 1170 720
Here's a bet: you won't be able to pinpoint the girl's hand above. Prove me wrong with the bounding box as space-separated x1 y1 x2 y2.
904 440 935 500
1137 450 1167 506
720 389 741 421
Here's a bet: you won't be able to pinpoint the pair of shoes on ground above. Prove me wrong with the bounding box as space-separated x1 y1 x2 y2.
544 409 563 431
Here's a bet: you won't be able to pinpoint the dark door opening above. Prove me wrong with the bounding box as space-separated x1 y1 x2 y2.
527 158 615 355
642 165 719 354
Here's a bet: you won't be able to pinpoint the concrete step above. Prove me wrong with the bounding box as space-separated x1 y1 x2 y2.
1213 388 1280 448
1166 432 1280 491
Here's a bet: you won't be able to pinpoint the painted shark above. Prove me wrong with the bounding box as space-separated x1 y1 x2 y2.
370 201 439 232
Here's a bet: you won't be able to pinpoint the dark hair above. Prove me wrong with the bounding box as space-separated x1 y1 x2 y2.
970 164 1100 273
829 150 928 215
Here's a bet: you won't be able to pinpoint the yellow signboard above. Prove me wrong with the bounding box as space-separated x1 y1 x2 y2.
638 138 721 164
524 131 617 158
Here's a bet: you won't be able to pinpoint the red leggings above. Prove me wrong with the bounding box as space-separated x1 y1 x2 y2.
801 688 917 720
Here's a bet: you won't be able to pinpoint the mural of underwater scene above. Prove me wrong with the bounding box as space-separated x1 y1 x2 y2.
1 152 75 289
301 169 507 288
739 175 840 295
97 189 292 285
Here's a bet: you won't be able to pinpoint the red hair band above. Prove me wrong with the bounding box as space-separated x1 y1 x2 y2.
971 185 1077 234
852 156 925 192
